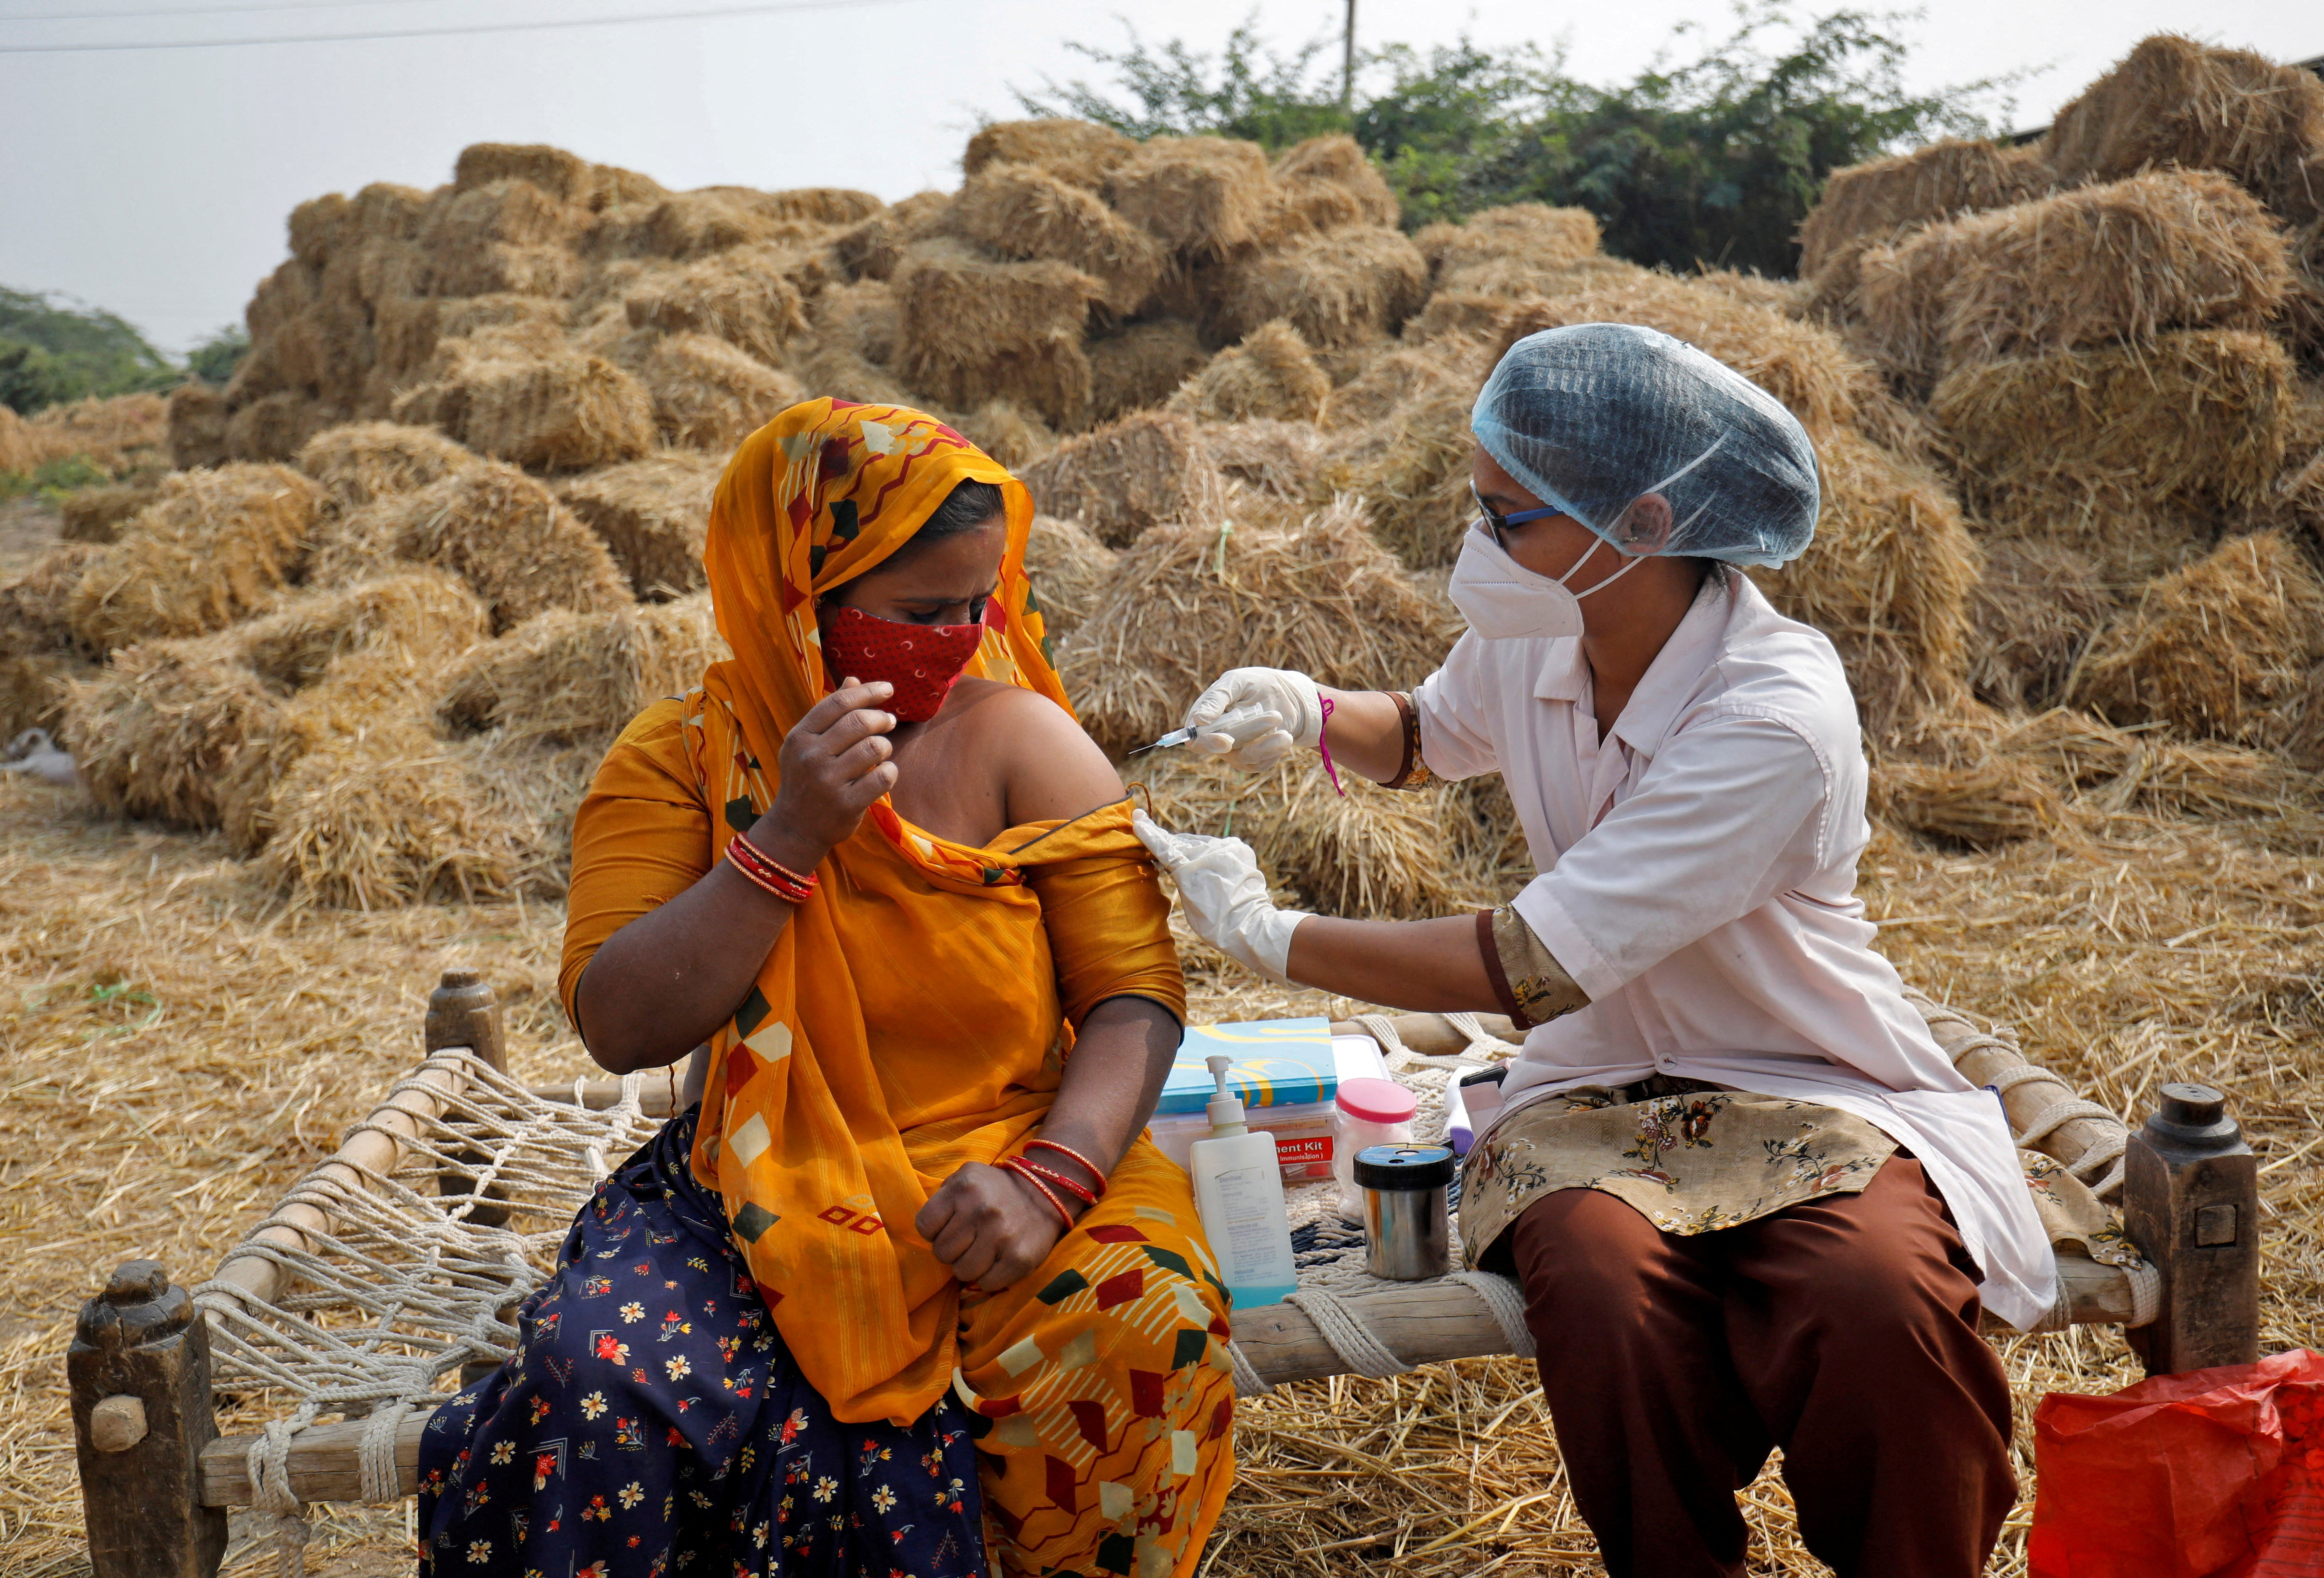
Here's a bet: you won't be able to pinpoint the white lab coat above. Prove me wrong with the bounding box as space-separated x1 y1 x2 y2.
1413 573 2056 1331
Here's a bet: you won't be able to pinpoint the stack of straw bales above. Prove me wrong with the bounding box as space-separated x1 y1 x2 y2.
27 32 2324 909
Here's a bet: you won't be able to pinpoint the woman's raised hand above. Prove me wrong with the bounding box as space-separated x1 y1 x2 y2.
915 1162 1067 1291
761 678 898 860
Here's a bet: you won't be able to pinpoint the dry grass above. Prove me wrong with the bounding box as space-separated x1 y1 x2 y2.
0 542 104 658
1057 490 1459 755
955 397 1058 470
1104 136 1279 260
1215 226 1431 348
433 593 724 749
963 118 1138 192
1017 409 1212 549
1967 539 2121 713
1930 328 2293 546
894 240 1101 432
1752 431 1982 743
1414 204 1602 282
2069 529 2324 746
1088 319 1210 424
392 330 655 473
1316 384 1475 570
294 422 478 516
66 465 319 652
1169 320 1333 424
2042 34 2324 224
166 385 231 471
1271 135 1403 233
635 331 804 452
57 481 162 546
1798 138 2055 288
832 191 954 284
1196 419 1333 500
620 245 811 367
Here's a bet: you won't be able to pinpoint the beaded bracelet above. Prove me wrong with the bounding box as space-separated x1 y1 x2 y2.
727 834 817 904
1013 1157 1098 1211
1023 1138 1108 1198
1000 1157 1075 1231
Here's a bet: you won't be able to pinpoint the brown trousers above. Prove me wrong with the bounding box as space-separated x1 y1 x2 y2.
1504 1157 2015 1578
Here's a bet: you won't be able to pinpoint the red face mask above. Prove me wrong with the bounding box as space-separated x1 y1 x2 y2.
820 602 994 722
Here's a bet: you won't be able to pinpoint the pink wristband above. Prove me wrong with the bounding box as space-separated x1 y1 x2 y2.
1317 693 1345 797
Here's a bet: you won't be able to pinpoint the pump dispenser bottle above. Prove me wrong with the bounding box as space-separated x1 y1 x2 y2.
1187 1053 1299 1307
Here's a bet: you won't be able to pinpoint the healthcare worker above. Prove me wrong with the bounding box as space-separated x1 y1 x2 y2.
1134 323 2052 1578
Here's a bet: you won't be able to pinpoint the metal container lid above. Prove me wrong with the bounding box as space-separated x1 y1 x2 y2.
1352 1143 1455 1190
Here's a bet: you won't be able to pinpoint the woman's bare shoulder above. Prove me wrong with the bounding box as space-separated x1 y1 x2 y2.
950 679 1124 824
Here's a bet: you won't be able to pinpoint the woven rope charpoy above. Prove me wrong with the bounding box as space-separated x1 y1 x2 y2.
187 1004 2153 1562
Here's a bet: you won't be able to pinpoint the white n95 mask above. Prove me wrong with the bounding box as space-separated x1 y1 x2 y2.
1446 522 1648 641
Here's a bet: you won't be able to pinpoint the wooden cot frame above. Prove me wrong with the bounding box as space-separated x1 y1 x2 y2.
66 972 2264 1578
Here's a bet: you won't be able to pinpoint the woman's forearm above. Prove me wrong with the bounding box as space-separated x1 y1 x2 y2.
1284 913 1503 1013
575 819 829 1075
1038 995 1181 1177
1315 687 1409 784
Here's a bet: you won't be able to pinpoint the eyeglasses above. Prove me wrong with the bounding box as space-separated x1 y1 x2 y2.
1471 485 1564 546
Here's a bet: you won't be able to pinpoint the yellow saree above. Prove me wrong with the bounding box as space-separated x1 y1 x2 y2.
560 400 1235 1577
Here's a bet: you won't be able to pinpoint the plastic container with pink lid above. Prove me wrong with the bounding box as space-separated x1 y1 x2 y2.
1333 1077 1418 1218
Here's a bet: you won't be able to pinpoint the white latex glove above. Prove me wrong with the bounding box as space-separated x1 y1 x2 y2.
1182 668 1323 771
1133 809 1309 983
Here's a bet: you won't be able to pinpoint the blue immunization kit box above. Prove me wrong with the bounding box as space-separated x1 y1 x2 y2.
1157 1017 1338 1115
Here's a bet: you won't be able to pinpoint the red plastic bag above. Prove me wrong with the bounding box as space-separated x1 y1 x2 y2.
2030 1349 2324 1577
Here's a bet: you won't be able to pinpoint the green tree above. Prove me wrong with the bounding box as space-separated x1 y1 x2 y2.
187 324 250 387
1012 7 2013 277
0 286 179 414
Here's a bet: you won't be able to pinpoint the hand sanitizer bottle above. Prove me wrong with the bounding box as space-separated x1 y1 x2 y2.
1187 1053 1299 1308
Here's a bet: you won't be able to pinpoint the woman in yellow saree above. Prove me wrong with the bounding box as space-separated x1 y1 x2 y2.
415 400 1236 1578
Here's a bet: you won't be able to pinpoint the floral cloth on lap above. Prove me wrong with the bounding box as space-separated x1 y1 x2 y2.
417 1110 984 1577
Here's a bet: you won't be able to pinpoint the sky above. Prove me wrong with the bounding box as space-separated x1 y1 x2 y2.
0 0 2317 354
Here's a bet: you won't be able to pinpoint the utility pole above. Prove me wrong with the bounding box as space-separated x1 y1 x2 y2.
1341 0 1356 117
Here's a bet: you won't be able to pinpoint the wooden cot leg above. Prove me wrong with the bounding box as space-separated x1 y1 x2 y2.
68 1260 228 1578
430 969 511 1230
2123 1083 2261 1377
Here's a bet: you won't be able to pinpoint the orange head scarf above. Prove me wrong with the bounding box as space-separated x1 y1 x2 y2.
684 399 1103 1423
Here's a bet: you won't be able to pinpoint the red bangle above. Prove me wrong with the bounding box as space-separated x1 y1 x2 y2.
1014 1158 1097 1210
1001 1157 1075 1232
1024 1138 1107 1196
728 835 817 904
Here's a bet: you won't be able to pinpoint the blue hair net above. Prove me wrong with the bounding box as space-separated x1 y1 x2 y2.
1470 323 1821 569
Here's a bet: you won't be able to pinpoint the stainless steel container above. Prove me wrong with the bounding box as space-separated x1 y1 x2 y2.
1355 1144 1455 1281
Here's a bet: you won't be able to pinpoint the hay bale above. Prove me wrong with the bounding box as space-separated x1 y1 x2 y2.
1967 539 2120 712
629 190 790 262
1752 432 1980 741
0 652 88 739
964 118 1137 190
1104 137 1279 260
68 465 318 651
224 393 336 464
1016 410 1210 549
2069 529 2324 744
1022 514 1119 640
1489 273 1925 451
2043 35 2324 224
61 634 284 827
0 405 35 474
59 482 163 545
313 460 632 632
435 593 726 747
955 398 1057 470
1058 491 1459 756
1414 204 1602 280
392 329 655 471
295 421 479 516
1212 226 1429 348
1322 337 1493 431
411 180 592 296
1799 138 2055 282
1195 419 1331 499
1271 135 1401 230
637 332 804 452
947 162 1166 317
251 712 535 907
1858 169 2295 391
1691 269 1809 315
165 385 231 471
1869 751 2064 850
21 392 173 475
555 450 722 600
1316 384 1474 569
454 143 596 206
1167 320 1330 424
288 192 353 268
1142 751 1487 920
763 188 883 226
373 293 570 385
587 163 668 213
0 542 105 658
894 240 1101 431
1930 328 2292 541
1088 319 1210 424
833 191 953 282
621 245 811 365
